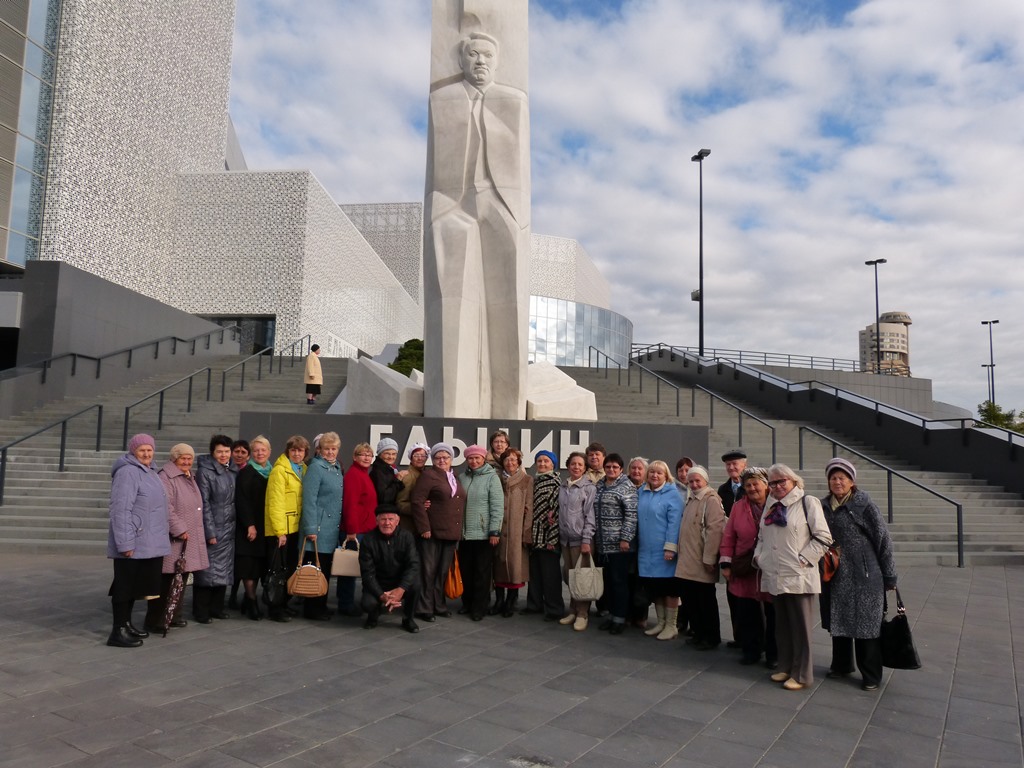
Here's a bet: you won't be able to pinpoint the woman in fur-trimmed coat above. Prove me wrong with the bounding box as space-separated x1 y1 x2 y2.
819 458 897 691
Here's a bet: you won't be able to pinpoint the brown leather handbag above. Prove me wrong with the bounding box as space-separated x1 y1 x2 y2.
288 536 328 597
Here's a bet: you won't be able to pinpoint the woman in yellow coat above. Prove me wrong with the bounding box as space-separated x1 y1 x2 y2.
265 435 308 621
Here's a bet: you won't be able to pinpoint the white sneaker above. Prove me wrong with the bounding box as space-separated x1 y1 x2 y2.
558 613 576 625
573 615 588 631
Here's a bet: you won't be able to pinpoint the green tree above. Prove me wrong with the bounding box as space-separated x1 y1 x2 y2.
977 400 1023 431
388 338 424 377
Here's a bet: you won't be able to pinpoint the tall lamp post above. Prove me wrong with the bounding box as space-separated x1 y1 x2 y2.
691 148 710 357
982 319 999 403
864 258 887 373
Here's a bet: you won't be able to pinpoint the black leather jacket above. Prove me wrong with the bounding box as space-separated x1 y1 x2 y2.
358 526 420 598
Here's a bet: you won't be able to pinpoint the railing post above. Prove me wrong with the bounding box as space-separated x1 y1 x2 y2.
691 389 696 418
122 408 130 451
771 429 777 464
206 368 212 401
258 354 263 381
187 376 193 413
71 355 77 376
96 358 102 378
798 429 804 469
153 340 159 359
709 397 714 429
191 339 196 355
738 412 743 447
675 387 679 417
221 371 227 402
956 504 964 568
158 391 165 431
95 406 103 451
0 448 6 505
240 362 246 392
886 472 893 524
59 421 68 471
128 349 133 369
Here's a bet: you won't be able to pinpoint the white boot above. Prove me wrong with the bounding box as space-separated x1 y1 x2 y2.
657 607 679 640
644 604 666 636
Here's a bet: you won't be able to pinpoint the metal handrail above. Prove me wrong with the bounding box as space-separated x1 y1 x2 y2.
797 426 964 567
220 334 312 401
587 345 623 384
276 334 313 373
632 342 866 373
0 404 103 505
689 383 777 464
628 360 681 416
639 343 1023 451
123 368 212 449
0 325 239 385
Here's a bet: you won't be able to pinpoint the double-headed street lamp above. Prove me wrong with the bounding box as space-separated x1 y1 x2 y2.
691 148 710 357
982 319 999 403
864 258 887 373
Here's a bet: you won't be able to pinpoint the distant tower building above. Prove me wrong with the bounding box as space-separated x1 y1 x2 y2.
859 311 912 375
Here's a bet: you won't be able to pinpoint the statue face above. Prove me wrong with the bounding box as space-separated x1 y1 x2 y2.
462 38 497 88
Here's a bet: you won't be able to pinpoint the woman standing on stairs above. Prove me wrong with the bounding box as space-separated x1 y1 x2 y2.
106 433 170 647
193 435 237 624
304 344 323 405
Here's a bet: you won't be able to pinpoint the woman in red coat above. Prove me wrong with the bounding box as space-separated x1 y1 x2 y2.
719 466 776 667
339 442 377 616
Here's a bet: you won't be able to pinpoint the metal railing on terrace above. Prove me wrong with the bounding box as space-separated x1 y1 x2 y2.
0 325 240 385
587 346 778 463
633 342 1024 449
632 342 870 373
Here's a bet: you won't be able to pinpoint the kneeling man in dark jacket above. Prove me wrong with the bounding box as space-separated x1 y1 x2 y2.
359 503 421 633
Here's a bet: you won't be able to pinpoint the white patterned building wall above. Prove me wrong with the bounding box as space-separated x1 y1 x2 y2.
341 203 422 302
169 171 421 352
38 0 235 291
530 234 611 309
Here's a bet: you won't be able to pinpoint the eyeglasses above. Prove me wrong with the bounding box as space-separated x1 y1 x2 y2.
767 479 790 488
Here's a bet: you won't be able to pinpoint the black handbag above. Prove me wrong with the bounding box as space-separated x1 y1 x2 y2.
263 545 289 608
880 588 921 670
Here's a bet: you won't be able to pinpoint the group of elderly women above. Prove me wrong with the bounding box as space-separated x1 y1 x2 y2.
107 430 897 692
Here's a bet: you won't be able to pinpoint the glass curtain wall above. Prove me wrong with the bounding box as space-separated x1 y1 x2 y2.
0 0 60 270
528 295 633 367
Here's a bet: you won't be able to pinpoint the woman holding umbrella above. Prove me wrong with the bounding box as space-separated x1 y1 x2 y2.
145 444 210 632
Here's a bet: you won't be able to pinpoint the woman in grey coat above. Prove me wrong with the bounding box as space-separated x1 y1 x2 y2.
193 434 237 623
819 458 897 691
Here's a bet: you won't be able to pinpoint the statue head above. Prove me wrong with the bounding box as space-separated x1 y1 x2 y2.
460 32 499 88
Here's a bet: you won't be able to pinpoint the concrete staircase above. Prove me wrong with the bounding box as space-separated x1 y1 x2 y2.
565 367 1024 566
3 358 1020 565
0 355 348 554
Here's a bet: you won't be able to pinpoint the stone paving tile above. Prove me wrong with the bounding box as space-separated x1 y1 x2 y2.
493 724 602 766
130 722 236 760
216 725 312 767
940 729 1024 763
56 743 174 768
433 716 525 754
591 728 685 766
673 734 767 768
374 737 481 768
55 715 160 755
296 734 394 767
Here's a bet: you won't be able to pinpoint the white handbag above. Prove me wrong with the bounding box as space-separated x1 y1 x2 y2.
332 540 361 578
568 552 604 602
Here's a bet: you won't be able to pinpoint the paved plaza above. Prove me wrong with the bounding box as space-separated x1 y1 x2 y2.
1 555 1021 768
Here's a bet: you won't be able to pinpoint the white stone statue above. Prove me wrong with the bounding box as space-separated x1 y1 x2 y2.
423 16 530 419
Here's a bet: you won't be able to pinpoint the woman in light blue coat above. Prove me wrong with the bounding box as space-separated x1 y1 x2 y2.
457 445 504 621
300 432 344 620
636 460 684 640
106 433 170 648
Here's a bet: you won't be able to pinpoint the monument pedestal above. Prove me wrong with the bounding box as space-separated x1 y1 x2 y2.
332 359 596 422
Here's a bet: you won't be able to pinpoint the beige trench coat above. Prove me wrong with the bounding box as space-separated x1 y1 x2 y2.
494 469 533 585
674 485 725 583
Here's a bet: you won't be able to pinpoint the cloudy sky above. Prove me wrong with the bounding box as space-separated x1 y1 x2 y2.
229 0 1024 414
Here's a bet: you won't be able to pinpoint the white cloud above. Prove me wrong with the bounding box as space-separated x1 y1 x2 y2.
230 0 1024 413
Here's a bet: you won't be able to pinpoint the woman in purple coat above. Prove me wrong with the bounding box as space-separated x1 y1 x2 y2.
145 444 210 632
106 434 170 648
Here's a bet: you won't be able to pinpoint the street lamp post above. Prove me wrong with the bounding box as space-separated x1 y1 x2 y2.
691 148 710 357
982 320 999 403
864 259 887 374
